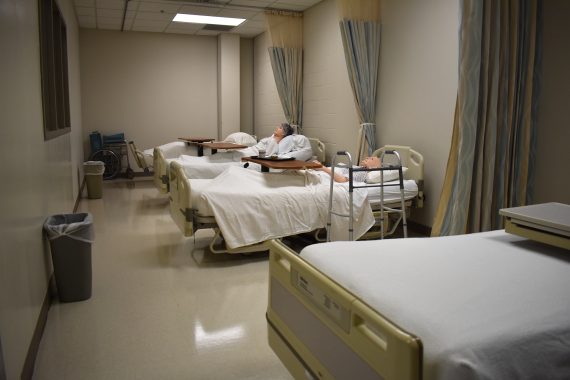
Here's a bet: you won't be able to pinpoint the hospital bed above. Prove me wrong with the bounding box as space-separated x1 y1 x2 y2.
153 141 201 193
156 134 322 194
153 133 258 193
266 226 570 380
168 161 376 254
167 145 420 253
174 135 323 182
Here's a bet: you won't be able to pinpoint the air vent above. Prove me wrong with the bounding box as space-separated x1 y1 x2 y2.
202 24 235 32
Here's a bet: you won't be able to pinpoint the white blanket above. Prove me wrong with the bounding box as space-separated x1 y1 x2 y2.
199 166 375 249
301 231 570 380
178 154 244 179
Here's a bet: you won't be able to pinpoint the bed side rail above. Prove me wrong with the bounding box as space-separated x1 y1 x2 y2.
267 240 422 380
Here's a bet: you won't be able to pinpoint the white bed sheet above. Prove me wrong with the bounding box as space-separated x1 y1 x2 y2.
178 154 244 179
198 166 375 249
300 230 570 380
361 179 418 205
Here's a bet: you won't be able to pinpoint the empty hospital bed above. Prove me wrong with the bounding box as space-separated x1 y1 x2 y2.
266 224 570 380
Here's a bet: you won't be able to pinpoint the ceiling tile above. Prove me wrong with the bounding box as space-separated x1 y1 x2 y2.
97 8 124 18
240 19 264 28
216 8 258 19
177 5 221 16
75 6 96 16
74 0 95 6
270 2 306 11
135 10 177 21
97 22 122 30
96 0 126 10
77 15 97 28
74 0 318 37
228 0 276 6
274 0 319 5
138 1 182 13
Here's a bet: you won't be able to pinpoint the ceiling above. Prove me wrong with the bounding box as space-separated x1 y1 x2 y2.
73 0 322 38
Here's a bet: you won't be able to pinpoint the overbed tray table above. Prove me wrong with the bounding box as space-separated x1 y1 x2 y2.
200 142 247 155
178 137 215 156
242 156 322 172
500 202 570 250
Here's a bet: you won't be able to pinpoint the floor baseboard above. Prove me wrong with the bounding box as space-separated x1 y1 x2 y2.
20 279 53 380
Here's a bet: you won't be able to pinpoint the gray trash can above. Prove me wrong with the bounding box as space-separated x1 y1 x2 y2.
84 161 105 199
44 213 94 302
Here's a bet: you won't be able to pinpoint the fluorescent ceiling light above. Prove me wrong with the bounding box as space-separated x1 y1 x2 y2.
173 14 245 26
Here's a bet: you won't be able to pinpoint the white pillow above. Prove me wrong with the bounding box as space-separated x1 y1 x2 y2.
224 132 257 147
366 167 408 183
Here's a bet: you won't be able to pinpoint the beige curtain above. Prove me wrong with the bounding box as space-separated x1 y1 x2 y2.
265 12 304 133
432 0 541 236
337 0 382 161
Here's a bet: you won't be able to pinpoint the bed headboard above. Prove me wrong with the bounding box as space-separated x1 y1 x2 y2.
373 145 425 207
308 137 326 162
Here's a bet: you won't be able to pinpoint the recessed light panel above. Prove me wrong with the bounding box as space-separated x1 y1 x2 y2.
173 14 245 26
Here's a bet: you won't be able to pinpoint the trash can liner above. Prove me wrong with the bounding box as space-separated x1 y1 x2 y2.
44 213 94 243
84 161 105 175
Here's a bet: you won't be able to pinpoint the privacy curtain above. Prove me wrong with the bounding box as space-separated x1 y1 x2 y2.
432 0 541 236
265 12 304 134
338 0 382 161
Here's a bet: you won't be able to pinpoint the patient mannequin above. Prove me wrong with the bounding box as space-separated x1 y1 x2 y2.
255 123 295 157
313 156 380 183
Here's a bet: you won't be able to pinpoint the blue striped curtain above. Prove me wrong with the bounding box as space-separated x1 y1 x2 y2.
268 47 303 133
432 0 541 236
339 19 381 160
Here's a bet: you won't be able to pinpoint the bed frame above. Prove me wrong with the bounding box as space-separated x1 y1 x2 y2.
267 239 422 379
168 160 271 254
153 142 201 194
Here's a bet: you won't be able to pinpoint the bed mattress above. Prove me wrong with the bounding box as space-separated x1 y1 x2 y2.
361 179 418 205
300 230 570 380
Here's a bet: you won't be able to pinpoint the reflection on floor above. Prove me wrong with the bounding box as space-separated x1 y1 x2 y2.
33 178 292 380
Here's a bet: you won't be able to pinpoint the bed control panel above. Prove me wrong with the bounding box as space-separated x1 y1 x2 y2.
292 268 351 333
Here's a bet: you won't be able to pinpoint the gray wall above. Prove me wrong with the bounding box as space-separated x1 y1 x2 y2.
300 0 458 226
79 30 219 154
0 0 83 378
240 38 254 135
375 0 458 225
534 0 570 204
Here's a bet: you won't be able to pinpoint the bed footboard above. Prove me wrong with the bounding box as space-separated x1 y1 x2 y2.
267 239 422 380
153 147 169 193
168 161 194 236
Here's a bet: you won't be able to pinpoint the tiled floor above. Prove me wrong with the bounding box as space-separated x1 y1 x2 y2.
33 178 292 379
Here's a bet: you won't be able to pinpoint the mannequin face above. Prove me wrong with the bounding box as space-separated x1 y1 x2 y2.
360 156 380 169
274 125 285 137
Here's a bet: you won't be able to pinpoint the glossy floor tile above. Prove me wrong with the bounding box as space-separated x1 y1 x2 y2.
33 179 292 379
